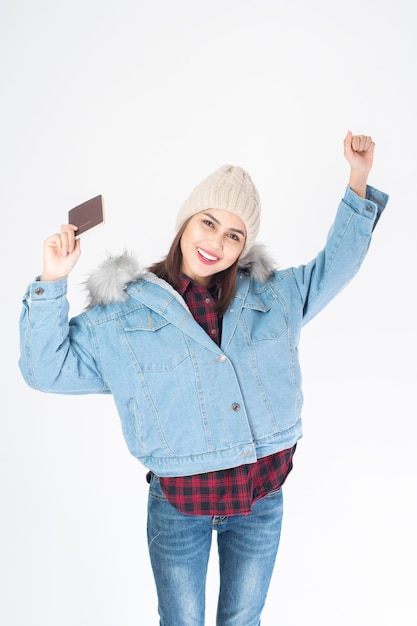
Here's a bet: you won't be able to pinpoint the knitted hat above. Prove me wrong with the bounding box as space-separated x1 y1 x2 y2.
175 165 261 257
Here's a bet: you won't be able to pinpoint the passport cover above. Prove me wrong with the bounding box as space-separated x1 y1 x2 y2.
68 195 104 237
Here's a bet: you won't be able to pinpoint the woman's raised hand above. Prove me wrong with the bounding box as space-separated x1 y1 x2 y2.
41 224 81 281
344 130 375 198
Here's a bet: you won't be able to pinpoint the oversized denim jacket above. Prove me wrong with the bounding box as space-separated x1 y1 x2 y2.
19 186 388 476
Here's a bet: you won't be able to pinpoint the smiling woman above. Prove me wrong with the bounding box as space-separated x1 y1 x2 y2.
18 136 389 625
148 165 261 314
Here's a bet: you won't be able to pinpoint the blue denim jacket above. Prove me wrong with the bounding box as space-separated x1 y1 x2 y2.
19 186 388 476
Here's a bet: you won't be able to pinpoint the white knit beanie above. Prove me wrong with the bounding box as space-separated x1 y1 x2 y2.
175 165 261 257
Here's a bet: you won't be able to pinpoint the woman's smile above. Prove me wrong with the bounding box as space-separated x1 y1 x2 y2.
196 247 220 264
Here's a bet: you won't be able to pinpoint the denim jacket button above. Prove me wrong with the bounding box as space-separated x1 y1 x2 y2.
218 355 227 362
231 403 241 412
34 287 44 295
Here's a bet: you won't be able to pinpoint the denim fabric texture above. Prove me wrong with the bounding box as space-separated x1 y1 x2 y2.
147 472 284 626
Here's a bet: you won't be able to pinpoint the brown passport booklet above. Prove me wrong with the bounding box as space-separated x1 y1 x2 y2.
68 195 104 237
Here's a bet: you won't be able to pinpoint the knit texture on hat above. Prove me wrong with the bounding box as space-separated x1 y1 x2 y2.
175 165 261 257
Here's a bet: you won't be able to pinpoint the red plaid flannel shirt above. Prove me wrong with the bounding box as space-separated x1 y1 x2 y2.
151 275 296 516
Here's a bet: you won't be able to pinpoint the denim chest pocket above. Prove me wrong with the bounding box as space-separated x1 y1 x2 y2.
121 310 191 372
242 288 288 341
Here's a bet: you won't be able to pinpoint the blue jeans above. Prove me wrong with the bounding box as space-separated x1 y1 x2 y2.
147 472 284 626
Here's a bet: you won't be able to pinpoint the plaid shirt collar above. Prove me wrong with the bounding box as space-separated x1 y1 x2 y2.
177 274 218 297
177 273 193 296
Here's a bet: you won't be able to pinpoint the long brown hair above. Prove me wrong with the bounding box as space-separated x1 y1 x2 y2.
147 219 240 316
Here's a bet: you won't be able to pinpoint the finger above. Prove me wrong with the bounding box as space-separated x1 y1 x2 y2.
343 130 353 155
61 223 79 233
359 135 372 151
45 232 66 250
351 135 373 152
60 224 78 253
60 224 79 239
48 232 70 257
364 136 374 151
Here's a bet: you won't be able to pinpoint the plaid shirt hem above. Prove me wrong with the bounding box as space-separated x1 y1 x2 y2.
155 445 296 516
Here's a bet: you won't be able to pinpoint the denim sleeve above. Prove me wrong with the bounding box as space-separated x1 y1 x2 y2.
18 277 108 394
291 185 389 325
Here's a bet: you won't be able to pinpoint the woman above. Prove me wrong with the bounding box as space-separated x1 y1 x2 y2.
19 131 388 625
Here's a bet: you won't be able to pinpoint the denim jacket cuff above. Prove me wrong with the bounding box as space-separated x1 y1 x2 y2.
344 184 389 228
25 276 68 302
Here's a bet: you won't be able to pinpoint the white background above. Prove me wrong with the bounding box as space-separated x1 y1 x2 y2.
1 1 416 624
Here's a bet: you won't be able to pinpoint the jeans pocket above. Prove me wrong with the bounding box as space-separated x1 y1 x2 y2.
148 472 166 501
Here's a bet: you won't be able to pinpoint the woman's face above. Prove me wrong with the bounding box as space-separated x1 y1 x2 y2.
180 209 246 286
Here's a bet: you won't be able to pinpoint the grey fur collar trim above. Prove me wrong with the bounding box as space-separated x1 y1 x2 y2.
84 243 277 308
